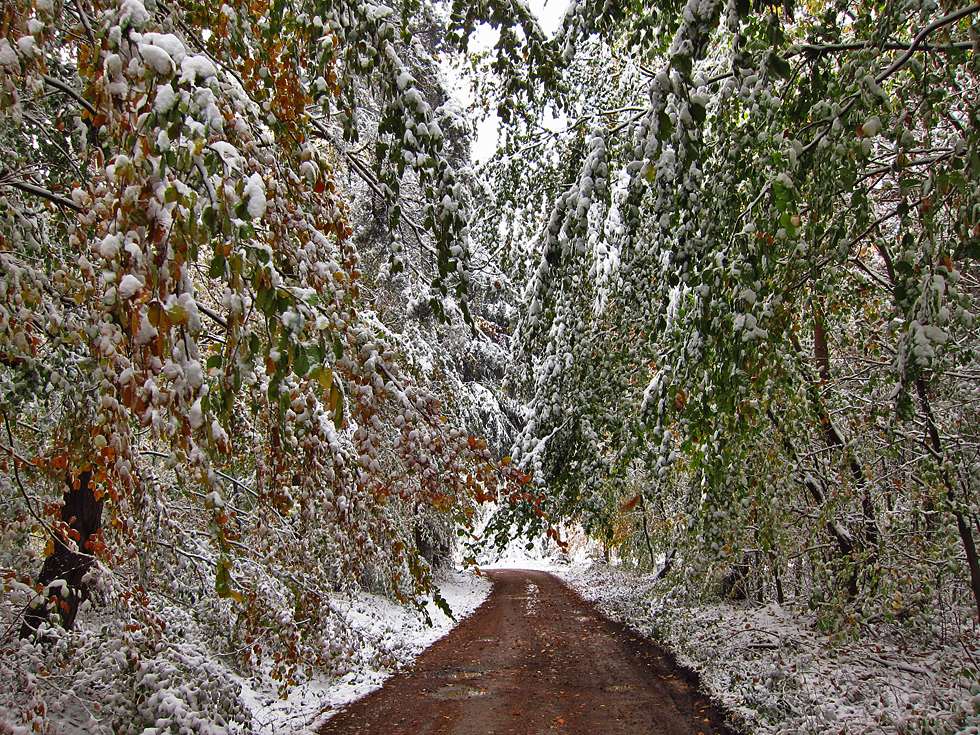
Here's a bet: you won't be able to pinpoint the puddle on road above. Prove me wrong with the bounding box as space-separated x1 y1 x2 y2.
430 684 488 700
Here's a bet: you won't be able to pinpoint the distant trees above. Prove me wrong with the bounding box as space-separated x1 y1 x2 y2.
464 0 980 624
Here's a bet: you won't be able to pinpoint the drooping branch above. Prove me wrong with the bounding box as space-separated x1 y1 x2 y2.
875 4 980 83
796 40 974 57
41 74 97 117
2 178 81 212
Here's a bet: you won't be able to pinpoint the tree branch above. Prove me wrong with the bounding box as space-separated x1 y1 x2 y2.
196 302 228 331
3 179 81 211
876 4 980 83
796 40 974 57
42 74 97 117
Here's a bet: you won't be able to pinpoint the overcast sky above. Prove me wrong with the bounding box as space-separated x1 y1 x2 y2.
459 0 568 162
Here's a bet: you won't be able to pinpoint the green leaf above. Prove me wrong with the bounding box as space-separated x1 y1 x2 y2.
432 589 454 621
215 561 240 601
201 207 216 234
770 56 792 80
954 238 980 261
209 252 226 278
294 346 310 377
673 53 692 77
690 101 706 124
894 259 914 277
261 290 278 318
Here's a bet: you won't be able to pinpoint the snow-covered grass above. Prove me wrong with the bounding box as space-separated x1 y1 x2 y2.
552 561 980 735
242 569 491 733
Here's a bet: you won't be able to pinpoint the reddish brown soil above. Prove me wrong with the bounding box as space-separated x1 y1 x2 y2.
319 569 737 735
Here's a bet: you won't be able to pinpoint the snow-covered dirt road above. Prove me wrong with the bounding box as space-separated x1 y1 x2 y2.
319 569 734 734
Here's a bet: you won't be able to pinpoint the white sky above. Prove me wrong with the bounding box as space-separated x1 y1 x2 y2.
453 0 569 162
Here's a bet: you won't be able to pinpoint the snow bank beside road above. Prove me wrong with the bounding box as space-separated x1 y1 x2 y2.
241 569 491 734
554 562 980 735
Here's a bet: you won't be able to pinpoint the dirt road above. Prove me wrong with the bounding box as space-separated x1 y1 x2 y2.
319 569 735 735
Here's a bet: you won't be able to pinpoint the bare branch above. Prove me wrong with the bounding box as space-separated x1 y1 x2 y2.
3 179 81 211
196 302 228 331
42 74 97 118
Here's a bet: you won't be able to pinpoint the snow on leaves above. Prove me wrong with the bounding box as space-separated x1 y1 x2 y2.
469 0 980 637
0 0 522 729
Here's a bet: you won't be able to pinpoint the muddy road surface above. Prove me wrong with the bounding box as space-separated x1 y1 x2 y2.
319 569 735 735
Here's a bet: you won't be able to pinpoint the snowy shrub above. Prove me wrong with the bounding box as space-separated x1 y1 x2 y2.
0 608 249 734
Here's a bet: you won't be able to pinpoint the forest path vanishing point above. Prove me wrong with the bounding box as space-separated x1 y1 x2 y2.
319 569 736 735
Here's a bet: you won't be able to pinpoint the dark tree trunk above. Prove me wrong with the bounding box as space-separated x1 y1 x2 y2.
21 469 103 638
637 492 657 570
812 308 878 564
780 312 879 600
767 407 861 599
916 377 980 619
771 552 785 605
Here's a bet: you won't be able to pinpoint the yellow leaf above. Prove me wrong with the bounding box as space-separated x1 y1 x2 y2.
167 304 189 325
318 367 334 392
329 382 343 429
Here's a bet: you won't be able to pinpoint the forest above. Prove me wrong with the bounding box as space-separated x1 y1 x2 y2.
1 0 979 730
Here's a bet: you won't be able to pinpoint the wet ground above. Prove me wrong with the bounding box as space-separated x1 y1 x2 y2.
319 569 736 735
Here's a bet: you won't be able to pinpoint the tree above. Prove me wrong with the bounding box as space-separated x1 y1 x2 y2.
461 0 980 624
0 0 525 728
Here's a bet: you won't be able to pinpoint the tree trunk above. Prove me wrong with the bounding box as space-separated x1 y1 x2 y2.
637 492 657 570
811 306 879 564
915 377 980 619
771 551 785 605
21 469 104 638
766 407 860 598
781 311 879 599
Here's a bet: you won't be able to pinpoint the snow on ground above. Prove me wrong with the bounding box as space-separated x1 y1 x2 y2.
552 561 980 735
472 531 980 735
240 569 491 734
0 568 489 734
8 536 975 735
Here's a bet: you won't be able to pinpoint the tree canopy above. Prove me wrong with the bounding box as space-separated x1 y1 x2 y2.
1 0 524 727
2 0 980 728
467 0 980 627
